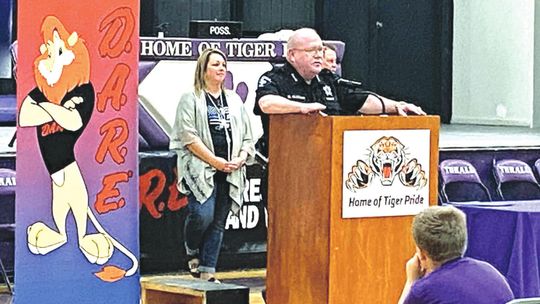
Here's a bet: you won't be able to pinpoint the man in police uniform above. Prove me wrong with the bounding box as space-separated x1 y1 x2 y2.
255 28 426 303
254 27 425 155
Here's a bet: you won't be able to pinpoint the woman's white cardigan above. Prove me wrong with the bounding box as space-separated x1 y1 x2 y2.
170 89 255 214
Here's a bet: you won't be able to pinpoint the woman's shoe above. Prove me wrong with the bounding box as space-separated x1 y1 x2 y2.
207 277 221 284
187 255 200 278
200 272 221 284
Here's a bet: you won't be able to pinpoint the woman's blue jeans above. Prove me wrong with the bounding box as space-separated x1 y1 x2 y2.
184 179 231 273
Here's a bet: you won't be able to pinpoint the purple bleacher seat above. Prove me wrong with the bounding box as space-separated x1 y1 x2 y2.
138 134 150 151
139 61 158 84
0 168 15 196
138 61 170 150
493 159 540 200
493 159 537 184
138 102 170 150
535 159 540 179
10 40 17 81
0 168 15 225
439 159 492 203
0 168 14 294
0 95 16 125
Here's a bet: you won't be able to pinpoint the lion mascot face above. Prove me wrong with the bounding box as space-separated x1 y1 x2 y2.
34 15 90 105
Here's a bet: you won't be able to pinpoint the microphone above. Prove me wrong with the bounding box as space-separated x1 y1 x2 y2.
337 78 362 87
319 68 362 87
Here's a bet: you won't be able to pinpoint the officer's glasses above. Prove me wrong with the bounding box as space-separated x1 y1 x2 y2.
293 46 324 56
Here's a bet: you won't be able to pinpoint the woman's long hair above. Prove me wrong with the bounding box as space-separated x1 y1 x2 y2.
194 48 227 96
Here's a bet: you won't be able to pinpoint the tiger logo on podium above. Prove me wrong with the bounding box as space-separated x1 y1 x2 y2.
345 136 427 192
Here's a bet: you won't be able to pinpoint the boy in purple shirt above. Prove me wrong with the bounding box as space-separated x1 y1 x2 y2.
398 206 514 304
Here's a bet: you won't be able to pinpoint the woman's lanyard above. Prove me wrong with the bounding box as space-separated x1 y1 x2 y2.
206 91 232 161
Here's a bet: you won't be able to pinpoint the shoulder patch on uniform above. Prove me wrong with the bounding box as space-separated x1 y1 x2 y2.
258 75 272 88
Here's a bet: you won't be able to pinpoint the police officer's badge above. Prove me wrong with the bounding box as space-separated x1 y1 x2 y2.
323 85 332 96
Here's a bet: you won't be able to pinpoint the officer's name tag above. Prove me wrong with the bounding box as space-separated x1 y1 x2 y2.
287 95 306 101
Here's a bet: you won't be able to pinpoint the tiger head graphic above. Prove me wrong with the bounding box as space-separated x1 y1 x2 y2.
369 136 406 186
345 136 427 192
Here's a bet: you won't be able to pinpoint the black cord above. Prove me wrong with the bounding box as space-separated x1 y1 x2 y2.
357 90 386 115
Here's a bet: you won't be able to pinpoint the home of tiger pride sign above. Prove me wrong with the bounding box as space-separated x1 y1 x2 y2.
342 129 430 218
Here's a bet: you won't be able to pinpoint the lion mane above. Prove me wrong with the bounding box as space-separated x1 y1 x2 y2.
33 16 90 105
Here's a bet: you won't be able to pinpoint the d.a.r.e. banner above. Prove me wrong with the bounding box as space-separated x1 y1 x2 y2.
16 1 140 303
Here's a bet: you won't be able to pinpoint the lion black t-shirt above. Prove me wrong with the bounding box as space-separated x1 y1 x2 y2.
28 83 95 174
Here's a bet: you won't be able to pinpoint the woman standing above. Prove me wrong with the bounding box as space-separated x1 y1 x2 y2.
171 48 254 283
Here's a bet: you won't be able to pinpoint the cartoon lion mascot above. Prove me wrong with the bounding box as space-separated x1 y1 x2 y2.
19 15 136 282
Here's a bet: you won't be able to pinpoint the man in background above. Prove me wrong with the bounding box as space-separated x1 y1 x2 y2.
321 42 417 118
322 43 338 73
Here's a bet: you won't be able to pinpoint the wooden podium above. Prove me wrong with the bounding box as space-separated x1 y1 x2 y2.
266 115 439 304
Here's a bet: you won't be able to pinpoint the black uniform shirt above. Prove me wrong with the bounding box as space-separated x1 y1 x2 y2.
254 62 345 156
